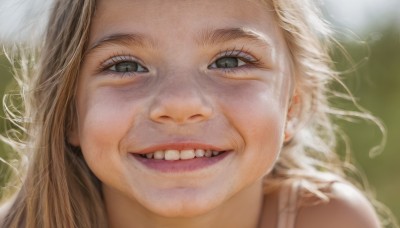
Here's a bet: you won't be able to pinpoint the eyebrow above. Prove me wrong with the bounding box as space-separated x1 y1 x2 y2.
86 27 273 55
86 33 157 55
197 27 273 48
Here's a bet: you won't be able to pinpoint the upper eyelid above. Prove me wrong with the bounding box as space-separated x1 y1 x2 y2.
215 48 259 60
101 55 141 67
209 49 261 67
95 54 149 75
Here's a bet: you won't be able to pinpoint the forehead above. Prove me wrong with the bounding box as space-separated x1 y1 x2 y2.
90 0 283 47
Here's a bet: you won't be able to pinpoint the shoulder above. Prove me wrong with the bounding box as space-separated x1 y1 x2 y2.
296 181 381 228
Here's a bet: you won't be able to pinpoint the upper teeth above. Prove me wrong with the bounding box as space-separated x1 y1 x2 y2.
140 149 221 161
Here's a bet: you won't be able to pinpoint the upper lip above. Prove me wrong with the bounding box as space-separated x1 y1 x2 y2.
132 142 227 154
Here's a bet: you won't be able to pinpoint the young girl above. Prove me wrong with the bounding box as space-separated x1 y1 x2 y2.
0 0 396 227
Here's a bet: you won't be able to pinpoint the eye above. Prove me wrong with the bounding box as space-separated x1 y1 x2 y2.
109 61 148 73
99 55 149 76
214 57 246 68
208 49 260 71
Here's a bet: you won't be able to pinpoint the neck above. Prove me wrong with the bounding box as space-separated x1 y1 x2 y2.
104 180 264 228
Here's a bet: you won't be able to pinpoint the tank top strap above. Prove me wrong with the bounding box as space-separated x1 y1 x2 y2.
276 180 302 228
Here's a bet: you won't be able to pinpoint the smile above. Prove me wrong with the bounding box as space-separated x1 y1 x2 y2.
138 149 224 161
131 143 232 172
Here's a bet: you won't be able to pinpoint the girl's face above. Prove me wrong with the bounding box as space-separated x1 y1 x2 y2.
72 0 293 217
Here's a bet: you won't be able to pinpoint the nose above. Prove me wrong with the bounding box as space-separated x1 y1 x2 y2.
149 77 213 124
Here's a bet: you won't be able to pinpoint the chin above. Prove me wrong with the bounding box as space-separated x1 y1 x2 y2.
151 205 209 218
148 202 216 218
140 189 226 218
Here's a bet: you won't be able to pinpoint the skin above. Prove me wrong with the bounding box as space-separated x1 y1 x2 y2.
69 0 381 227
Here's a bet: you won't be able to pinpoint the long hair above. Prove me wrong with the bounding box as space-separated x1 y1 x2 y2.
0 0 397 227
2 0 106 227
265 1 396 226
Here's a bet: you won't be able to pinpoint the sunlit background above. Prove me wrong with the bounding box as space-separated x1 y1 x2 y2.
322 0 400 223
0 0 399 224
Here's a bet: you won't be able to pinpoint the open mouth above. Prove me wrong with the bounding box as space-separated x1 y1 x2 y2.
131 147 232 172
137 149 226 161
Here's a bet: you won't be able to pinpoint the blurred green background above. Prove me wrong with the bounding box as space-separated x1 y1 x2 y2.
332 27 400 221
0 0 399 225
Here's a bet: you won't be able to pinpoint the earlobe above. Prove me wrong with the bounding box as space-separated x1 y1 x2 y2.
284 94 301 143
284 120 296 142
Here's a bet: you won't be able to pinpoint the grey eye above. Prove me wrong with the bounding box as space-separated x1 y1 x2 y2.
110 61 148 73
211 57 246 69
215 57 238 68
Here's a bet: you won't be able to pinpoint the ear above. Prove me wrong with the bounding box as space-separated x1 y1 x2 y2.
284 94 302 143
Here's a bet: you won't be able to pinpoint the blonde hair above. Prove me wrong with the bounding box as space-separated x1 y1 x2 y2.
0 0 397 227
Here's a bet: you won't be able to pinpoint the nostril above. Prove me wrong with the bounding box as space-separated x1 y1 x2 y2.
157 114 206 123
188 114 205 121
159 115 171 121
150 112 175 123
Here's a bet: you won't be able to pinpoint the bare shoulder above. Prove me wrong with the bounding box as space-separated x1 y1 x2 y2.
296 182 381 228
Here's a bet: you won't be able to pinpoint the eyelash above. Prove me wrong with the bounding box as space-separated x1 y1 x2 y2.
98 48 261 77
98 54 147 77
208 47 262 73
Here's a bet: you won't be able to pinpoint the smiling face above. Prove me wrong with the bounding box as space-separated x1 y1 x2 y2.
71 0 294 218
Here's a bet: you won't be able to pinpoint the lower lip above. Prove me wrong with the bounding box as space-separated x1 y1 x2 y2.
131 151 231 173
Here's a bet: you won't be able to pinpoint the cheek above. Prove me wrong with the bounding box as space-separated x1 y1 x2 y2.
218 82 287 173
75 89 149 192
245 102 284 174
76 88 141 168
219 81 287 139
